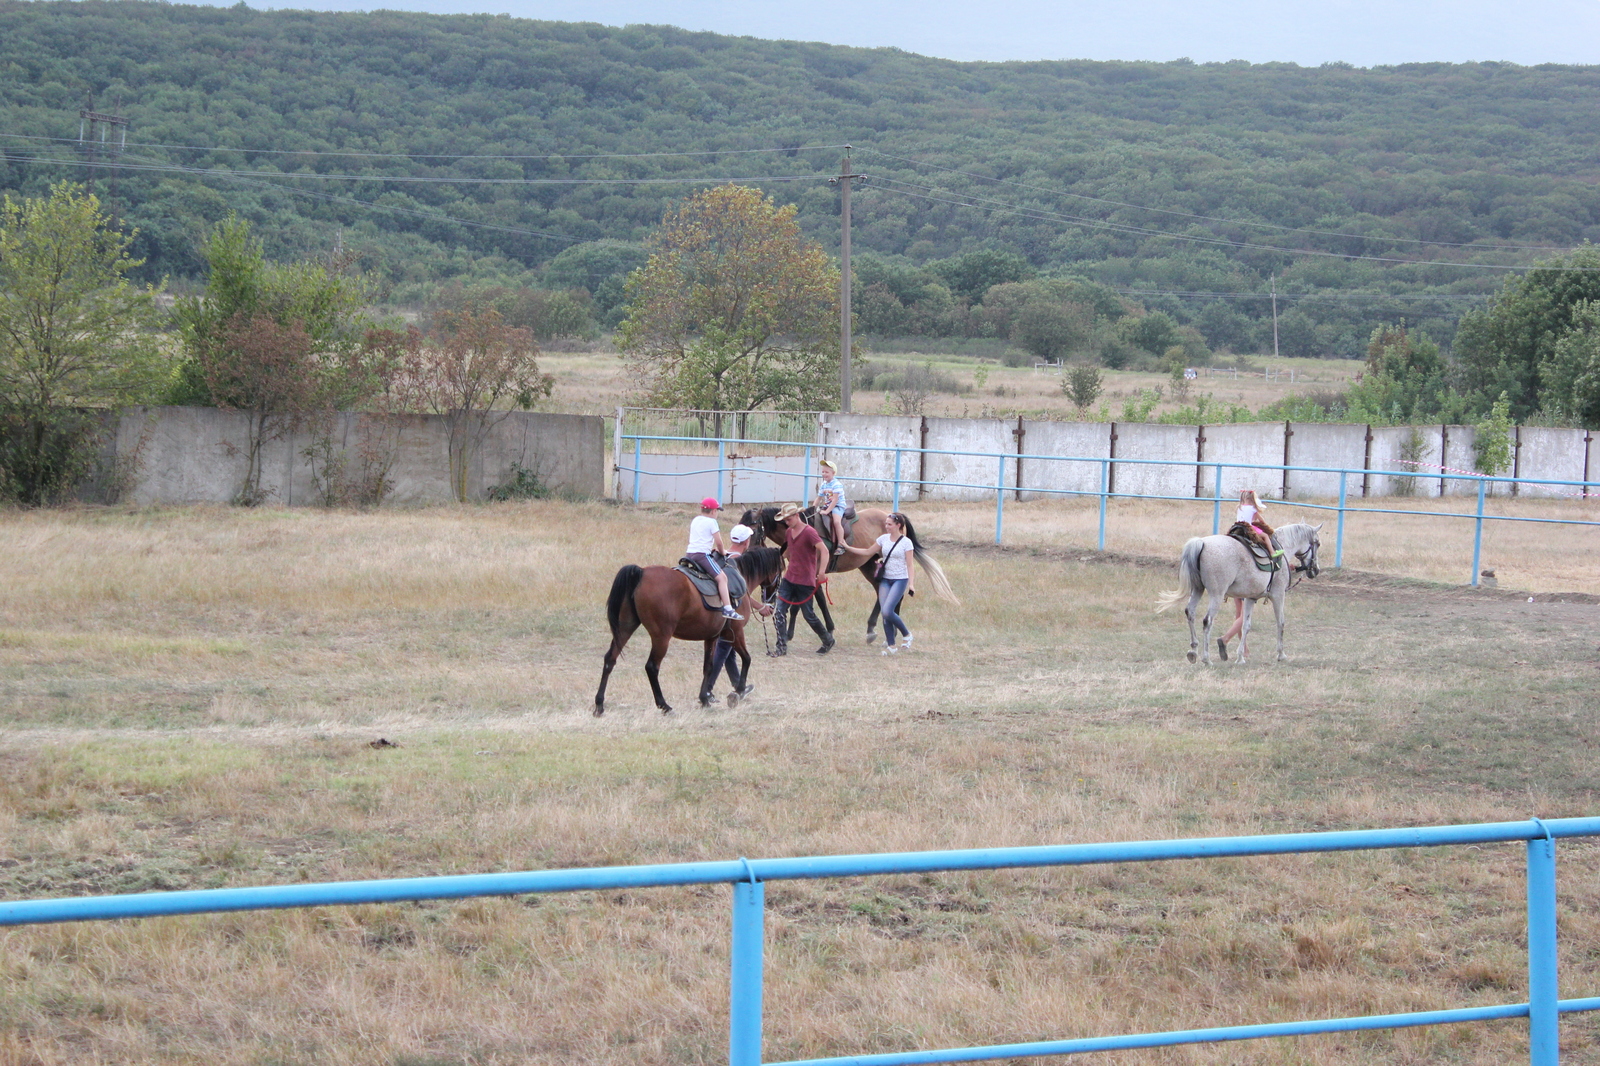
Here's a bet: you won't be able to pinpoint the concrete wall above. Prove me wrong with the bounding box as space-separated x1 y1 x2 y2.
1287 423 1368 499
116 406 604 506
1367 425 1441 497
1018 420 1112 501
1200 422 1285 499
1112 423 1197 499
1516 426 1589 498
922 416 1015 501
1439 425 1478 497
822 414 922 502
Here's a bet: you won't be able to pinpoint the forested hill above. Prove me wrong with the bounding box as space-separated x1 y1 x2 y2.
3 0 1599 353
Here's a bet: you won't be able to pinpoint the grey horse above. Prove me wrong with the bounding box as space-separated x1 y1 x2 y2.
1155 522 1322 665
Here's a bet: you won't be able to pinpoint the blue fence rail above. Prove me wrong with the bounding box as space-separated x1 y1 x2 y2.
4 817 1598 1064
620 434 1600 587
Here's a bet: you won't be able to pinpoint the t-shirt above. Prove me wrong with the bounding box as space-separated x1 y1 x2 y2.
783 523 824 584
818 477 848 513
1235 503 1259 525
687 514 720 554
875 534 914 581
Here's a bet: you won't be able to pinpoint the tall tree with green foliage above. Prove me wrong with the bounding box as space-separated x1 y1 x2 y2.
1535 300 1600 428
0 184 165 504
618 186 840 412
1453 245 1600 421
173 216 384 503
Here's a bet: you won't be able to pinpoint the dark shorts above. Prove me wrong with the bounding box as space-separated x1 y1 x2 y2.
685 551 722 577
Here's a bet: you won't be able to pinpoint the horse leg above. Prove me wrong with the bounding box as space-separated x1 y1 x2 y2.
644 630 673 713
1184 589 1202 663
862 569 882 644
702 637 735 706
1271 591 1288 662
594 622 638 717
1198 589 1222 665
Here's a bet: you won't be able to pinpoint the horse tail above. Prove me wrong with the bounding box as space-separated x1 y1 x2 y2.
1155 538 1205 613
915 550 961 605
606 564 644 636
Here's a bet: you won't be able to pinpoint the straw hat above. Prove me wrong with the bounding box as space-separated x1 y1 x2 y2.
774 502 803 521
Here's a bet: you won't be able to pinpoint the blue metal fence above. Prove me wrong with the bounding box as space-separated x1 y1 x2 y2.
3 818 1597 1064
620 434 1600 587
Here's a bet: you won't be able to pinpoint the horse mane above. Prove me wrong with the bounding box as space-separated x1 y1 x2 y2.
735 545 784 582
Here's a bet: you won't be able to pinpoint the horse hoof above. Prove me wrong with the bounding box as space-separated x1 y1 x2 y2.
1186 649 1197 663
659 705 674 715
1217 639 1229 662
593 705 605 718
865 634 877 645
726 692 740 709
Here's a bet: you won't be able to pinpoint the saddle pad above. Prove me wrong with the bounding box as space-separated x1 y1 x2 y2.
676 559 747 611
1226 522 1280 573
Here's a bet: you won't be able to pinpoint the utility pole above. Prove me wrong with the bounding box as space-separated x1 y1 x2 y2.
1270 274 1280 360
830 148 866 414
79 95 130 225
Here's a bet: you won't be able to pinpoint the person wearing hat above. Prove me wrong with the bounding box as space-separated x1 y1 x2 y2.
687 497 742 621
725 524 773 618
816 458 850 556
770 502 834 656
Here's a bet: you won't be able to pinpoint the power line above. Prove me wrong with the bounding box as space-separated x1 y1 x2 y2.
1113 288 1489 301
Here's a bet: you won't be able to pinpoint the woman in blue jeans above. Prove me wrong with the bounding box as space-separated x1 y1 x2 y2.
873 512 919 655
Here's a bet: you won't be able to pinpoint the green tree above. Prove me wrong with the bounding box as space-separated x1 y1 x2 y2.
1453 244 1600 420
1536 300 1600 427
0 184 165 504
1013 300 1094 362
1063 364 1103 413
1473 393 1514 481
173 216 383 503
928 249 1032 302
1340 323 1460 424
618 185 840 412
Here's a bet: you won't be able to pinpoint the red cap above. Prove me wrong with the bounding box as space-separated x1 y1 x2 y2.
701 497 722 510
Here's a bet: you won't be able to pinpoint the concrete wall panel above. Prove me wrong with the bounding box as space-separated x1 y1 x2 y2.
922 417 1014 501
1112 423 1198 498
1367 425 1442 498
1199 422 1285 499
1516 427 1589 498
1287 423 1367 499
822 414 922 502
1439 425 1479 497
1017 420 1112 501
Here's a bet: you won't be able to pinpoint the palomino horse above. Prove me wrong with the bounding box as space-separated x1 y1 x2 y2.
1155 522 1322 665
738 506 959 640
594 546 786 715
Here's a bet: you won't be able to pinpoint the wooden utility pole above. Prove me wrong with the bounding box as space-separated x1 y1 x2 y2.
1270 274 1280 360
830 148 865 414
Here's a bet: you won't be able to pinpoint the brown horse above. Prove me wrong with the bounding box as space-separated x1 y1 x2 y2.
594 547 785 716
738 506 958 642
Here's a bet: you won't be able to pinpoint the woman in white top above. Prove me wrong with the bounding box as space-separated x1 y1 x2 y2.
872 512 919 654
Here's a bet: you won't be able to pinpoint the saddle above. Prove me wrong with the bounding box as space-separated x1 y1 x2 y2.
676 555 748 613
807 504 857 570
1226 522 1281 573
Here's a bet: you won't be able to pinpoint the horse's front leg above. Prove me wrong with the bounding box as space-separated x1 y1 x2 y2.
699 638 726 707
1271 592 1288 662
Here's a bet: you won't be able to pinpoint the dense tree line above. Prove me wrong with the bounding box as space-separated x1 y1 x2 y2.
2 1 1599 358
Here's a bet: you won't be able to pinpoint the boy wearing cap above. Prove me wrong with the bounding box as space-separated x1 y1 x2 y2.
687 497 742 620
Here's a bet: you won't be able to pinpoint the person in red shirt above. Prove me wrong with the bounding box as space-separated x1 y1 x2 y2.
770 502 834 656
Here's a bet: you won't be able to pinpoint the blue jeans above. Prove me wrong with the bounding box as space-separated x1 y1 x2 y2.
878 578 910 646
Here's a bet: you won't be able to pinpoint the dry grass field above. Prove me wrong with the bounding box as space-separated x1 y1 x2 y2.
537 345 1353 423
2 499 1600 1065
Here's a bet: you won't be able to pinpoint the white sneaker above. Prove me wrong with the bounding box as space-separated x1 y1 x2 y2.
900 634 914 650
882 645 897 656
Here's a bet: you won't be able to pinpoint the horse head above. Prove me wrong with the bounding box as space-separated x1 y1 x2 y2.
734 545 786 603
1287 522 1323 578
738 506 784 549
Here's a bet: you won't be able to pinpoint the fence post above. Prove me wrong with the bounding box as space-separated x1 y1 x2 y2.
1335 471 1347 569
892 448 902 513
718 439 727 507
1527 832 1558 1066
730 878 765 1066
1097 459 1109 551
995 454 1006 546
631 437 642 505
803 445 813 506
613 406 624 500
1212 463 1223 535
1471 477 1487 587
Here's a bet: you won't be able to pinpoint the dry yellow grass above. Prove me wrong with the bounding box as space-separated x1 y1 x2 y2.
2 501 1599 1065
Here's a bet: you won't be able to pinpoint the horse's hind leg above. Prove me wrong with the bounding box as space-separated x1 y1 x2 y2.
862 569 882 644
1197 591 1222 665
1184 590 1203 663
1237 600 1256 665
594 624 638 716
645 631 673 713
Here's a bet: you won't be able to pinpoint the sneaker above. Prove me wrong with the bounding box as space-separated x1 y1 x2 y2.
900 634 914 651
882 645 897 656
720 606 743 620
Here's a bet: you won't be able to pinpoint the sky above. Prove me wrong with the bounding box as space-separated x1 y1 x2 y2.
251 0 1600 66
